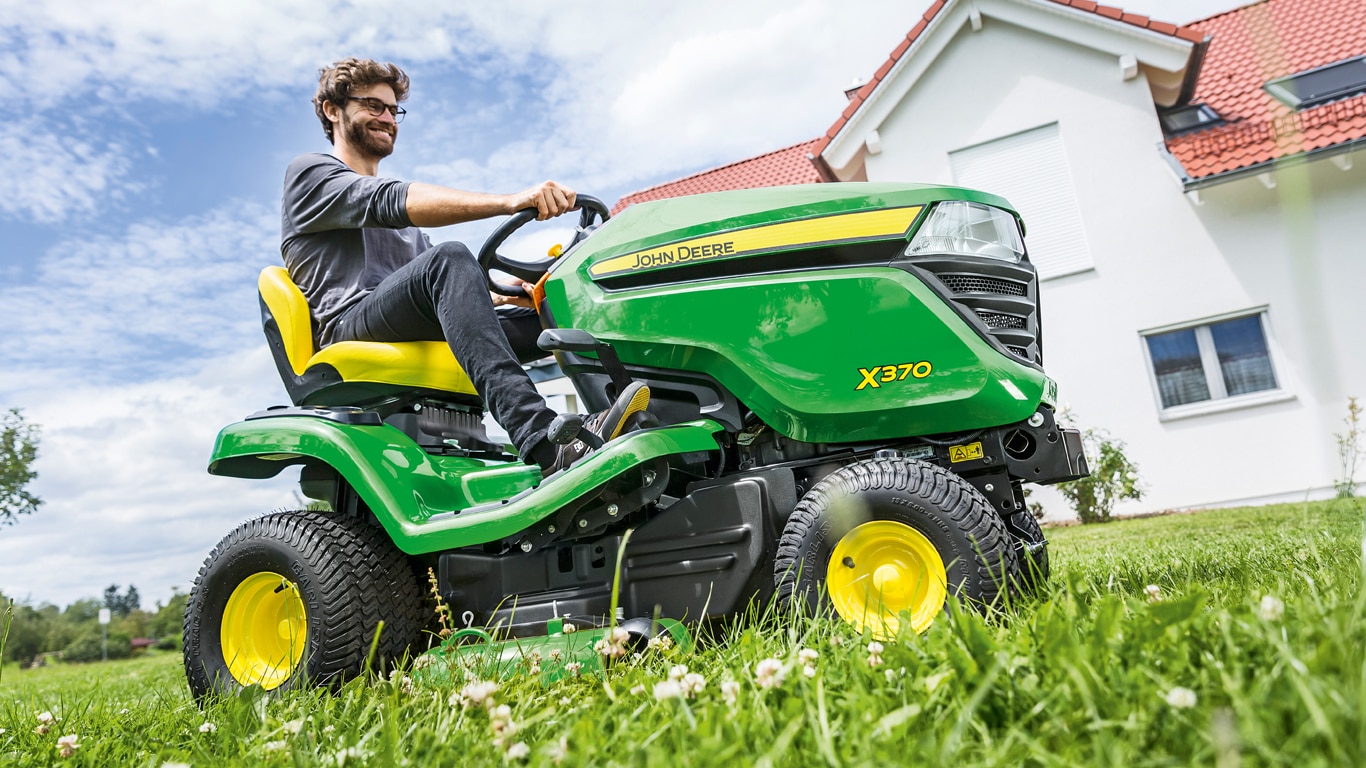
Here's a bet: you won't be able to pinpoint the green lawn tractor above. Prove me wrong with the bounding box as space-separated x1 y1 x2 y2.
183 183 1087 698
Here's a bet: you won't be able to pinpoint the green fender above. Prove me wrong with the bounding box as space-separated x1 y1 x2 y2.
208 417 724 554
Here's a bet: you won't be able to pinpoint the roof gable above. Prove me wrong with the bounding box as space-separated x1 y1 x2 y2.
818 0 1202 176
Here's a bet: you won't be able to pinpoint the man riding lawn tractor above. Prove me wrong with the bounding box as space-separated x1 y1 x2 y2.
182 57 1087 698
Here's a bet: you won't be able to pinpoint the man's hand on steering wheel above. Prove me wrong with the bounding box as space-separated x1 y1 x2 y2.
510 181 577 221
491 282 537 309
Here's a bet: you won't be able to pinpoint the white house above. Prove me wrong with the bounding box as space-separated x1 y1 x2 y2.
612 0 1366 517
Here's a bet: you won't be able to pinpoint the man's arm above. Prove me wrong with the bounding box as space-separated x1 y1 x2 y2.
406 180 577 226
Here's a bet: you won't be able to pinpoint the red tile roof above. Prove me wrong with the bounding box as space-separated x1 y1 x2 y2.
1165 0 1366 180
611 139 823 214
811 0 1204 158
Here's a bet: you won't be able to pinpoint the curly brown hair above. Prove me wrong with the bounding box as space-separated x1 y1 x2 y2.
313 58 410 143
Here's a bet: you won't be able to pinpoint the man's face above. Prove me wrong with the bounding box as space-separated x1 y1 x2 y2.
339 83 399 159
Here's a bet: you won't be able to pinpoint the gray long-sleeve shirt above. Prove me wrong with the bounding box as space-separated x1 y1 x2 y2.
280 153 432 347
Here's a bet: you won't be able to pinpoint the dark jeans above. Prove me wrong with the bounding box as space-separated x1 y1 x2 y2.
331 241 556 463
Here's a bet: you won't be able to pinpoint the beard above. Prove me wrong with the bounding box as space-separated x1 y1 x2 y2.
342 112 395 159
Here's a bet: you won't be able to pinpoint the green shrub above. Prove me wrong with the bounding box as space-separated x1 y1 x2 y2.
63 630 131 663
1056 417 1143 524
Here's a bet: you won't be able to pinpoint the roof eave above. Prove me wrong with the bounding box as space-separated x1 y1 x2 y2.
1181 137 1366 191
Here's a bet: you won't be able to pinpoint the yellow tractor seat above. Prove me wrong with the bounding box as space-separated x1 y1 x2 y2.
258 266 481 407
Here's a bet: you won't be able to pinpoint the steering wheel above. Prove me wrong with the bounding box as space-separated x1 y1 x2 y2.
477 194 610 297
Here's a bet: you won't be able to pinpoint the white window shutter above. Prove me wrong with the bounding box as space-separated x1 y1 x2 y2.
949 123 1093 280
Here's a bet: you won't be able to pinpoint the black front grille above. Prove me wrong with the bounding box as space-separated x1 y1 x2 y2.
977 311 1026 329
894 254 1042 368
938 274 1027 296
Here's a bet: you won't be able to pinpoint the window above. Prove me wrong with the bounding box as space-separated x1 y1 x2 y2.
1159 103 1223 136
1142 312 1282 414
949 123 1092 281
1265 55 1366 110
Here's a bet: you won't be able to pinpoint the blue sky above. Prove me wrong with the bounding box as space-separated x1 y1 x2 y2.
0 0 1241 608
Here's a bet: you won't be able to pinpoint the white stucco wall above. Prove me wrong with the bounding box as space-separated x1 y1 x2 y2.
856 15 1366 517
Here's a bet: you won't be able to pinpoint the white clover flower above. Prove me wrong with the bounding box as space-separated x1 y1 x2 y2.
653 680 683 700
721 679 740 707
1164 687 1197 709
549 649 563 662
803 665 817 679
37 712 55 724
594 627 631 660
668 664 688 681
332 746 368 765
680 673 706 698
505 741 530 760
559 696 572 706
458 680 499 708
0 728 6 735
550 736 570 763
56 734 80 758
562 623 577 634
1145 584 1162 602
323 725 336 735
387 670 414 694
283 719 305 735
885 669 898 683
1259 595 1285 621
34 724 50 735
264 740 289 752
829 635 844 647
119 708 129 715
647 634 674 652
755 658 786 689
630 684 646 695
199 722 217 734
798 648 819 665
867 641 885 668
564 661 583 676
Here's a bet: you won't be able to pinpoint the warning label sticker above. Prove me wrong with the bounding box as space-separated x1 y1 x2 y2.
948 442 984 463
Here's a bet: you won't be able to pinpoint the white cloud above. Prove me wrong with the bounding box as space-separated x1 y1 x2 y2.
0 201 276 392
0 347 296 608
0 120 135 223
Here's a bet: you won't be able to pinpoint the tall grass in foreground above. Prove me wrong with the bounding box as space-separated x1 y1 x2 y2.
1 499 1362 766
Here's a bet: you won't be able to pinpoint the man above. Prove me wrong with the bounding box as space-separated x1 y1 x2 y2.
281 57 646 473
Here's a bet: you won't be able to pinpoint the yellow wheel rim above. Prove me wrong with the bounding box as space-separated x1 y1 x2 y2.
221 572 308 690
827 521 948 639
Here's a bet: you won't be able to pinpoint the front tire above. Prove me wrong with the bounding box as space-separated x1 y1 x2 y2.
774 458 1017 638
183 510 425 700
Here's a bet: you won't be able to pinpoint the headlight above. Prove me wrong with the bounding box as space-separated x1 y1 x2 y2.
904 201 1025 263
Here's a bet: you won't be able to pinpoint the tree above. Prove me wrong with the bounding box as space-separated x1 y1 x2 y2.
103 584 140 617
1 408 42 527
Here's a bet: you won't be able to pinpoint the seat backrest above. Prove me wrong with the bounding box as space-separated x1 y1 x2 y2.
259 266 315 376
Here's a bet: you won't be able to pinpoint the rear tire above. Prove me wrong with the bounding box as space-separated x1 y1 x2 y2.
774 458 1016 637
183 510 426 700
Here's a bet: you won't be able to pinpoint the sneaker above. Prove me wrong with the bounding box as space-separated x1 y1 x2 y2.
547 382 651 474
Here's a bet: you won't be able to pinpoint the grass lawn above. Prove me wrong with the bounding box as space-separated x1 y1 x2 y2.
2 499 1362 766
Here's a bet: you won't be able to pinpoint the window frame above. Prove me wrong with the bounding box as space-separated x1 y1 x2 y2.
1139 307 1293 421
1264 55 1366 110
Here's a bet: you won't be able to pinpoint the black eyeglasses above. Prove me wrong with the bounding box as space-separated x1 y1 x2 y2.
343 96 406 122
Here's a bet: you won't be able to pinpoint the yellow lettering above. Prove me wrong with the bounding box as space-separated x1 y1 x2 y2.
856 368 882 390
